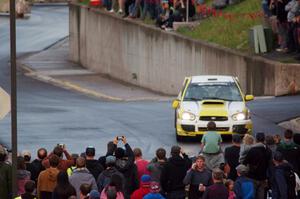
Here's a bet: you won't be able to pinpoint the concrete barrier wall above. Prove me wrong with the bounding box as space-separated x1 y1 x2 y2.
69 4 300 96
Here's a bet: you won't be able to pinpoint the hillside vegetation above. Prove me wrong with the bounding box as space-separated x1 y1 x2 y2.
177 0 264 51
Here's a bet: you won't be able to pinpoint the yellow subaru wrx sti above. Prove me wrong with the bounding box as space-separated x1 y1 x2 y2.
172 75 254 141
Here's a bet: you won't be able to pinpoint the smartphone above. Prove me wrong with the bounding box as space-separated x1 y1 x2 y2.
57 143 65 148
117 136 123 141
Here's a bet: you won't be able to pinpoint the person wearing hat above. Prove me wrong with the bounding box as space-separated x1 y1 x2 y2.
143 182 165 199
89 190 100 199
224 134 242 181
97 155 124 193
0 145 12 199
243 132 272 199
17 156 31 196
130 175 151 199
233 164 255 199
85 146 104 181
160 145 191 199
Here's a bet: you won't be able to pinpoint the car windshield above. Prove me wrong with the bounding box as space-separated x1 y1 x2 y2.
183 82 243 101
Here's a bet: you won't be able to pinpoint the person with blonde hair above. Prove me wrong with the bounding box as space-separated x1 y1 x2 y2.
239 134 255 164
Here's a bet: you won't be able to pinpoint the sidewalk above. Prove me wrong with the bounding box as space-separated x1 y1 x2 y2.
19 37 174 101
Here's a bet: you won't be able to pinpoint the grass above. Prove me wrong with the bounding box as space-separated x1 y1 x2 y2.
177 0 264 51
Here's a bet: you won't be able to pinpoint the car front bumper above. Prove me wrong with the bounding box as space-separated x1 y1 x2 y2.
176 119 252 136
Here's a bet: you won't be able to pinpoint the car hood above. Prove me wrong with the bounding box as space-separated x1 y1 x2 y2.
180 100 246 116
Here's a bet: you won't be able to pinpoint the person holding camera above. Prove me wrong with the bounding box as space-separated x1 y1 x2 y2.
42 145 74 172
108 136 138 199
183 155 213 199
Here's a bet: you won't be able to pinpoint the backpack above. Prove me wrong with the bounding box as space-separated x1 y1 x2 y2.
284 167 296 199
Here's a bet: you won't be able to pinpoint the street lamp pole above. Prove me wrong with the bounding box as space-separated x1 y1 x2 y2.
10 0 17 196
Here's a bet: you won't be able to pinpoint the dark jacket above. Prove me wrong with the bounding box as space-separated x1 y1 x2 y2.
147 158 167 182
224 145 240 181
277 141 300 175
28 159 45 183
86 159 104 180
160 154 192 193
202 182 229 199
183 168 212 199
272 162 294 199
243 143 272 181
97 167 125 193
0 162 12 199
234 176 255 199
52 184 77 199
114 144 139 199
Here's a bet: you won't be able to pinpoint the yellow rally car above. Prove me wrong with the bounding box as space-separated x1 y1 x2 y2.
172 75 254 141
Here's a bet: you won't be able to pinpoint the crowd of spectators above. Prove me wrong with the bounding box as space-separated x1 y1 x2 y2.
1 121 300 199
95 0 198 30
263 0 300 56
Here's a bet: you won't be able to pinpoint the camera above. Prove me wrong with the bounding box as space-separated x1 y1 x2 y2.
57 143 65 149
117 136 124 141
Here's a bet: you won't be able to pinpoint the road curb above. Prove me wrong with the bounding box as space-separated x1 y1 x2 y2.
20 63 172 102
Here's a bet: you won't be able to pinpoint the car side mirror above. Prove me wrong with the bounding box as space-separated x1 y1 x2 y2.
245 95 254 101
172 99 180 109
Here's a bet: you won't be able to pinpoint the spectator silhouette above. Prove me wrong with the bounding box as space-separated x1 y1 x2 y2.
52 171 77 199
69 157 98 198
37 154 60 199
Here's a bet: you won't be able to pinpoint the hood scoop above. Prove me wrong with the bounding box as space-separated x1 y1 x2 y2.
202 100 225 105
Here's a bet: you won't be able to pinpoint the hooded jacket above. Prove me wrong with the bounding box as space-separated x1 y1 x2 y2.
17 169 31 195
37 167 59 199
69 168 98 198
160 154 192 193
97 167 125 193
147 158 166 182
272 162 294 199
114 144 139 198
86 159 104 181
243 143 272 181
277 141 300 175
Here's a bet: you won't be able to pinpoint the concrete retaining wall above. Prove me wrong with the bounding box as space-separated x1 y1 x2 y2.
69 3 300 96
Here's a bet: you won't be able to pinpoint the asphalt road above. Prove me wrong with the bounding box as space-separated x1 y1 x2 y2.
0 5 300 159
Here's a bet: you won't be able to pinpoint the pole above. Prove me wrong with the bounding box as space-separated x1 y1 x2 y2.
10 0 17 196
186 0 189 22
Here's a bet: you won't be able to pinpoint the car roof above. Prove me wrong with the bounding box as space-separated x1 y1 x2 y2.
190 75 236 83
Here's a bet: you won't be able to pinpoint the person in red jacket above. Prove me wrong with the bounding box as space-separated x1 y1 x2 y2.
130 175 151 199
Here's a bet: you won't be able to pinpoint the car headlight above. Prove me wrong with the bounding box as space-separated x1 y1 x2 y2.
232 112 246 121
181 112 196 121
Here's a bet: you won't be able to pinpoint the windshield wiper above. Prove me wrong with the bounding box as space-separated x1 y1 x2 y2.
202 97 233 101
184 97 202 101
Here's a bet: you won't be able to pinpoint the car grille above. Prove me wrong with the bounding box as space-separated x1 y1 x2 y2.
232 125 248 134
198 127 230 131
199 116 228 121
181 125 195 132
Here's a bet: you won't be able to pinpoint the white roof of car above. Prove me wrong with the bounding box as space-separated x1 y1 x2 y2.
190 75 235 83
